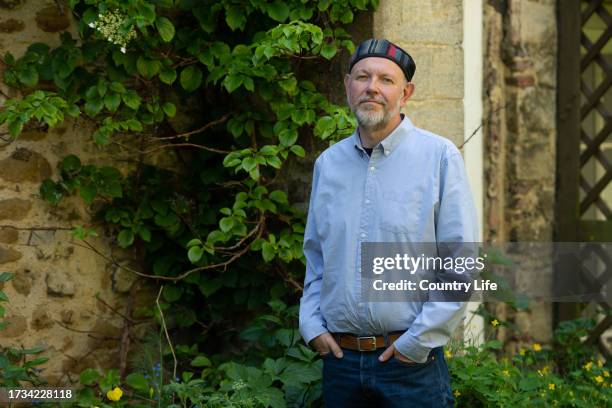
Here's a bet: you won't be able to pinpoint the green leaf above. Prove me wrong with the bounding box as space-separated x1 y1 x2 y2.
225 5 246 31
223 75 242 93
180 65 203 92
163 285 183 302
104 93 121 112
122 91 141 110
267 1 290 22
66 104 80 117
159 68 177 85
80 368 101 386
269 190 288 204
125 118 143 132
242 157 257 172
191 356 212 367
117 229 134 248
320 43 338 60
187 246 204 263
79 183 97 204
8 119 23 138
162 102 176 117
290 145 306 157
262 242 275 262
61 154 81 172
0 272 13 282
155 17 175 42
126 373 148 392
137 57 162 79
84 98 103 117
18 66 38 87
278 128 298 146
219 217 234 232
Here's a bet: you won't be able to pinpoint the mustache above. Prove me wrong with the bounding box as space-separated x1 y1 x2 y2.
357 96 387 106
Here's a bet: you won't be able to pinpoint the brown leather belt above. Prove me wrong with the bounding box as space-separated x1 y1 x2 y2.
332 332 404 352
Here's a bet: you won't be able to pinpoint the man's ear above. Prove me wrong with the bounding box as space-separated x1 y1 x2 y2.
344 74 351 97
401 82 415 105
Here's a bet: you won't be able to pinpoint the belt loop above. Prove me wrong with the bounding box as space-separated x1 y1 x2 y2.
383 332 389 347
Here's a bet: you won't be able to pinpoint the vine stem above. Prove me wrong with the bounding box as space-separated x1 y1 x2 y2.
156 285 178 381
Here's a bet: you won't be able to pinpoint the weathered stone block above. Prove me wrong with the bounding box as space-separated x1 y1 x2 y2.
11 268 34 295
404 99 464 145
519 87 555 132
0 0 22 10
374 0 462 45
28 229 56 246
0 245 22 264
401 44 464 101
111 262 139 293
0 18 24 33
46 270 75 297
35 5 71 32
0 148 52 183
0 227 18 244
0 198 32 220
0 314 27 338
31 304 55 330
519 1 556 45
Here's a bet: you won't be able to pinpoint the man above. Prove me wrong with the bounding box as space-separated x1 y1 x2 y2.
298 39 478 407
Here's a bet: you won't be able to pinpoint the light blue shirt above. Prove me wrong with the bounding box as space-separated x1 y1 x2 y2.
298 116 479 363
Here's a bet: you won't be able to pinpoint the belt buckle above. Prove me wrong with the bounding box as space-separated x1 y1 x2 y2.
357 336 377 351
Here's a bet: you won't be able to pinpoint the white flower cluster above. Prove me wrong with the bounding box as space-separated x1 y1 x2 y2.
231 379 247 391
88 10 137 53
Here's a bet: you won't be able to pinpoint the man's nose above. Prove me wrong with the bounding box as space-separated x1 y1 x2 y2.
365 79 381 94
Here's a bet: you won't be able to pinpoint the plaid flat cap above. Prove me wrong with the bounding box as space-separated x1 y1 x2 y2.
348 39 416 81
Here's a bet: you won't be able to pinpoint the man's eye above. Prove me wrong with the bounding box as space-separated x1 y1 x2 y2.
382 78 393 83
356 75 368 80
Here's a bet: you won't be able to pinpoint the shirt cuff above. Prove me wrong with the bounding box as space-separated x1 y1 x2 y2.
299 322 328 346
392 333 432 363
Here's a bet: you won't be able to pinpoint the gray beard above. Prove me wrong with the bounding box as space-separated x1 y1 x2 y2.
351 98 400 131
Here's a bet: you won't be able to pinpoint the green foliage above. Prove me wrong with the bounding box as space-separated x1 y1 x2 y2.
449 319 612 407
0 0 378 405
0 274 49 388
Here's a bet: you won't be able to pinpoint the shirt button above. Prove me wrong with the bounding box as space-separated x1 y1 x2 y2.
385 150 390 156
361 233 366 238
370 166 375 171
365 199 370 204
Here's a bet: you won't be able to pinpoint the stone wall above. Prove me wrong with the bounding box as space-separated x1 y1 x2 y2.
0 0 152 385
373 0 464 144
483 0 557 348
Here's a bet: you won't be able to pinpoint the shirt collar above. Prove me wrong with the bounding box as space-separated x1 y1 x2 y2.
352 114 414 156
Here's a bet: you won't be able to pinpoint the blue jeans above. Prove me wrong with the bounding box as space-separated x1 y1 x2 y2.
322 346 454 407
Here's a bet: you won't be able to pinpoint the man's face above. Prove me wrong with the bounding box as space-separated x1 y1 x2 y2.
344 57 414 131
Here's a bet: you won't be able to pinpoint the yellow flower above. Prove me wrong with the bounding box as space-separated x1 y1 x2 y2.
594 375 604 384
542 365 550 374
519 348 526 356
502 370 510 377
453 389 461 398
597 360 603 368
548 383 555 390
532 343 542 352
491 319 499 327
604 370 609 378
445 350 452 359
106 387 123 402
583 361 593 371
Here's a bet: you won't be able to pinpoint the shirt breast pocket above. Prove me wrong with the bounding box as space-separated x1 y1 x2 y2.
379 189 422 234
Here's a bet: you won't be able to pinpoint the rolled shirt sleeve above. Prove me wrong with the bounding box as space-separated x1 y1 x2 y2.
394 146 479 363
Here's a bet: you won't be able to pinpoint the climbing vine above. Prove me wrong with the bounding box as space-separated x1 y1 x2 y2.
0 0 377 405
